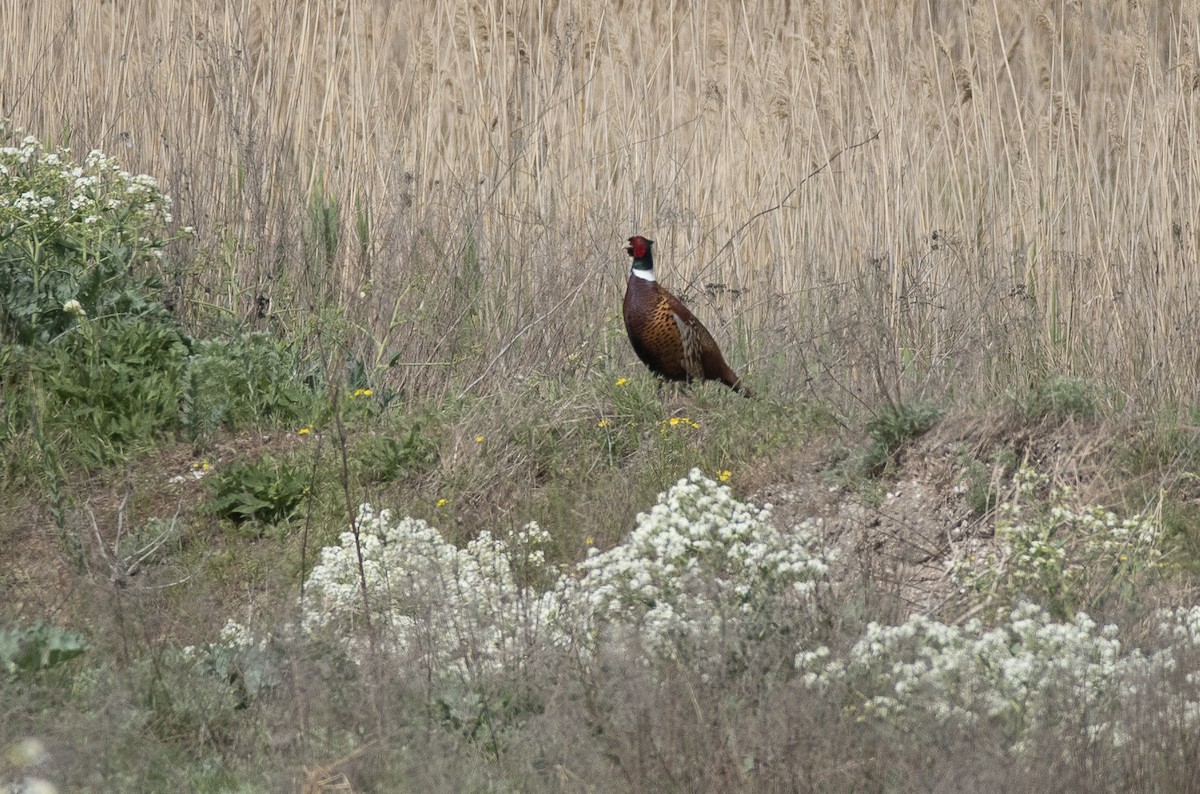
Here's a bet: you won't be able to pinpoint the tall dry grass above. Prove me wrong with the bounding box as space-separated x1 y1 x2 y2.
4 0 1200 404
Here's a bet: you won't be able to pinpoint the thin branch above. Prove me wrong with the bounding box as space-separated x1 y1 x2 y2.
708 129 881 267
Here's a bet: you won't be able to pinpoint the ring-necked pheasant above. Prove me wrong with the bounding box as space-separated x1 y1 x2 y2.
622 235 751 396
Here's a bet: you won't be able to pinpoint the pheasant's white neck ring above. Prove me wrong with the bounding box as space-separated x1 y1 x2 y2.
630 267 656 282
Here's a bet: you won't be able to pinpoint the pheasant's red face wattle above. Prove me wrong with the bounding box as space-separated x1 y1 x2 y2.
626 236 653 260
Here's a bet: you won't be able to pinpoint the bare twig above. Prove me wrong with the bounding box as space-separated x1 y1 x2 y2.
707 129 882 268
86 497 183 583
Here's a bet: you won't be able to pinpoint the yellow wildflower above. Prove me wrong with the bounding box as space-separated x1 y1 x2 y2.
718 470 732 483
615 377 629 387
297 425 313 436
660 416 701 434
597 419 611 428
475 434 485 443
436 498 450 508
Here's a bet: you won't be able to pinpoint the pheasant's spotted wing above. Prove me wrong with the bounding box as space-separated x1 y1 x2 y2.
672 311 706 380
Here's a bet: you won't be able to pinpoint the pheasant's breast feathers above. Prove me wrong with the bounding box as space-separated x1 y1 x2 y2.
629 287 688 379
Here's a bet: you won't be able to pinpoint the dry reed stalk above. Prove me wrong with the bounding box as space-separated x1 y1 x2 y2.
2 0 1199 402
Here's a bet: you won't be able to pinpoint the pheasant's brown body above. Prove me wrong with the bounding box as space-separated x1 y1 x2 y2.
622 236 750 396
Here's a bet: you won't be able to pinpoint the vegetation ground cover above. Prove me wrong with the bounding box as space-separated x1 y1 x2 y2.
4 1 1200 791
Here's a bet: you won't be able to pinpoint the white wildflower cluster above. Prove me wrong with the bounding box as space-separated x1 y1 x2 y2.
180 619 266 660
834 602 1158 746
218 619 268 653
0 132 174 253
1159 605 1200 647
300 469 833 677
212 465 1200 764
302 504 562 675
949 465 1164 617
1157 605 1200 727
572 468 833 661
788 603 1200 753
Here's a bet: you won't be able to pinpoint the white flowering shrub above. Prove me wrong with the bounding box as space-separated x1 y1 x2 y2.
949 465 1165 619
240 466 1200 771
302 470 834 678
0 122 195 466
836 603 1163 746
1155 605 1200 728
303 504 562 677
572 468 834 665
0 122 178 345
790 602 1200 759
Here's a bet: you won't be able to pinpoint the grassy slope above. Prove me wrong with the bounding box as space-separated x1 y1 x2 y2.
5 376 1199 791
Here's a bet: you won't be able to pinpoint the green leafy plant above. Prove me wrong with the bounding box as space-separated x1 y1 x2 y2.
949 466 1166 619
37 316 190 465
861 401 942 476
1019 375 1102 422
592 374 664 464
958 446 1019 516
186 621 283 710
0 622 87 675
181 332 319 445
358 424 439 483
208 455 309 526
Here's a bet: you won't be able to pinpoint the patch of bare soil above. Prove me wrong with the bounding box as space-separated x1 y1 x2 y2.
754 413 1123 619
0 428 316 630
